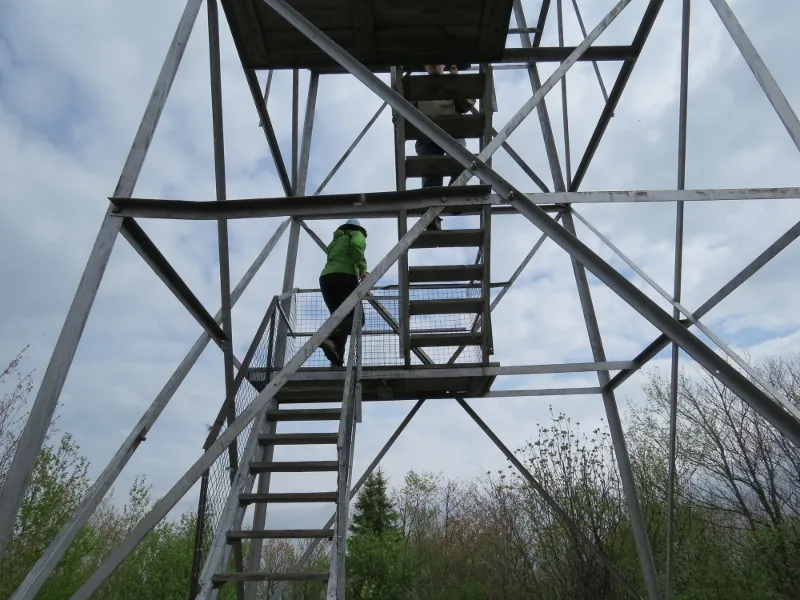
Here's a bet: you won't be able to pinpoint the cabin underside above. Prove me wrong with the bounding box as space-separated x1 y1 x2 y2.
221 0 516 70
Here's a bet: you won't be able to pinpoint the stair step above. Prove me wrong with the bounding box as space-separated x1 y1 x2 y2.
402 73 486 101
410 298 483 315
266 408 341 421
259 432 339 445
239 491 338 505
227 529 334 541
410 332 484 348
249 460 338 473
406 155 463 179
212 572 328 585
405 113 485 140
408 264 484 283
411 229 484 249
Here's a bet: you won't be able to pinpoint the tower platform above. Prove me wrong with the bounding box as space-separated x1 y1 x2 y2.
222 0 515 69
247 363 498 401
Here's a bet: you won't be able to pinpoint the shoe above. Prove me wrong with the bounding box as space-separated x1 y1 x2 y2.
320 339 342 367
427 217 443 231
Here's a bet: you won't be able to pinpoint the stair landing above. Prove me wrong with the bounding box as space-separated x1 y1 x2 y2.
247 364 497 401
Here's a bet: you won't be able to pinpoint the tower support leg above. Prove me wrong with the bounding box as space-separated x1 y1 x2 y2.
0 0 205 562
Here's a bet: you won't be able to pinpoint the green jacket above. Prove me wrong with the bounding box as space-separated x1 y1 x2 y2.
320 225 367 277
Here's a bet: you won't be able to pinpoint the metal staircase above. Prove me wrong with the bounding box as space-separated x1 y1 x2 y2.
402 218 493 365
391 65 495 367
392 66 495 191
195 301 363 600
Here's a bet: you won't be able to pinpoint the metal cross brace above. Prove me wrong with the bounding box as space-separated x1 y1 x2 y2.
258 0 800 449
607 219 800 391
708 0 800 153
9 219 290 600
457 396 643 600
513 0 567 192
561 210 660 599
572 208 800 419
195 398 276 600
66 208 441 599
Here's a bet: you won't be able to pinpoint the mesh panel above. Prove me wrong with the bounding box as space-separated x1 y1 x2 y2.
195 303 280 583
283 287 483 367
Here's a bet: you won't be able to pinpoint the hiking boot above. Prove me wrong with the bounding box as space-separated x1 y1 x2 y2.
320 339 342 367
334 342 348 365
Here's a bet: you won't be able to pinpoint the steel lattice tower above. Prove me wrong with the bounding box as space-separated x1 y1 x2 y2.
1 0 799 599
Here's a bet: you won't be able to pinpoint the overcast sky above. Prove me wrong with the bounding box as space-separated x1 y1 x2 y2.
2 0 800 538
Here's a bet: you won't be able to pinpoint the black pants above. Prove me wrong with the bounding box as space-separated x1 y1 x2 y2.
415 137 467 230
319 273 364 358
414 137 468 188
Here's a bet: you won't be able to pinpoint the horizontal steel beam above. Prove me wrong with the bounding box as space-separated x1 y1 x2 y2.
120 218 227 343
267 387 602 401
110 187 800 221
518 187 800 205
502 45 637 62
251 361 635 381
483 386 601 397
312 46 637 74
110 186 495 220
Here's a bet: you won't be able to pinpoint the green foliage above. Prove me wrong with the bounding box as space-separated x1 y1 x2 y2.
346 531 412 600
3 347 800 600
350 469 399 538
0 434 91 599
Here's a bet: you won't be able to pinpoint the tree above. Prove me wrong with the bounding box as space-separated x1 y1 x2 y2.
0 346 36 485
350 469 398 538
346 469 409 600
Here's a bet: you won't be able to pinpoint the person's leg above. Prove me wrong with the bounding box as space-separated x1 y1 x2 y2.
445 138 469 220
319 274 346 366
320 273 360 365
415 138 444 188
415 138 446 230
332 275 360 360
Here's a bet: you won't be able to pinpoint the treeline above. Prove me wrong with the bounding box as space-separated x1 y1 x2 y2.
1 348 799 599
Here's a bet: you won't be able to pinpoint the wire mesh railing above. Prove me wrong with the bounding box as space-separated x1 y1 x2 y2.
327 302 362 598
188 294 282 597
256 287 485 372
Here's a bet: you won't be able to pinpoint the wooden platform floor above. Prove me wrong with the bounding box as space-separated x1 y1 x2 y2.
222 0 515 70
247 364 498 402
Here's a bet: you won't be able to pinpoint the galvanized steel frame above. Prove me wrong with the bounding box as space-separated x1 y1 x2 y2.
3 1 799 599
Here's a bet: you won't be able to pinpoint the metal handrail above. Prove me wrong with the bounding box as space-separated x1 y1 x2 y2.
327 302 363 599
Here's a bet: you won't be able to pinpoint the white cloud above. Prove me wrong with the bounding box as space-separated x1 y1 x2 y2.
1 0 799 547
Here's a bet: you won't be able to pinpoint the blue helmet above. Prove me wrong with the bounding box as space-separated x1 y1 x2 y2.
345 218 361 227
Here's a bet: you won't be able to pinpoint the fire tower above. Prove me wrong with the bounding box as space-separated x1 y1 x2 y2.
2 1 800 600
